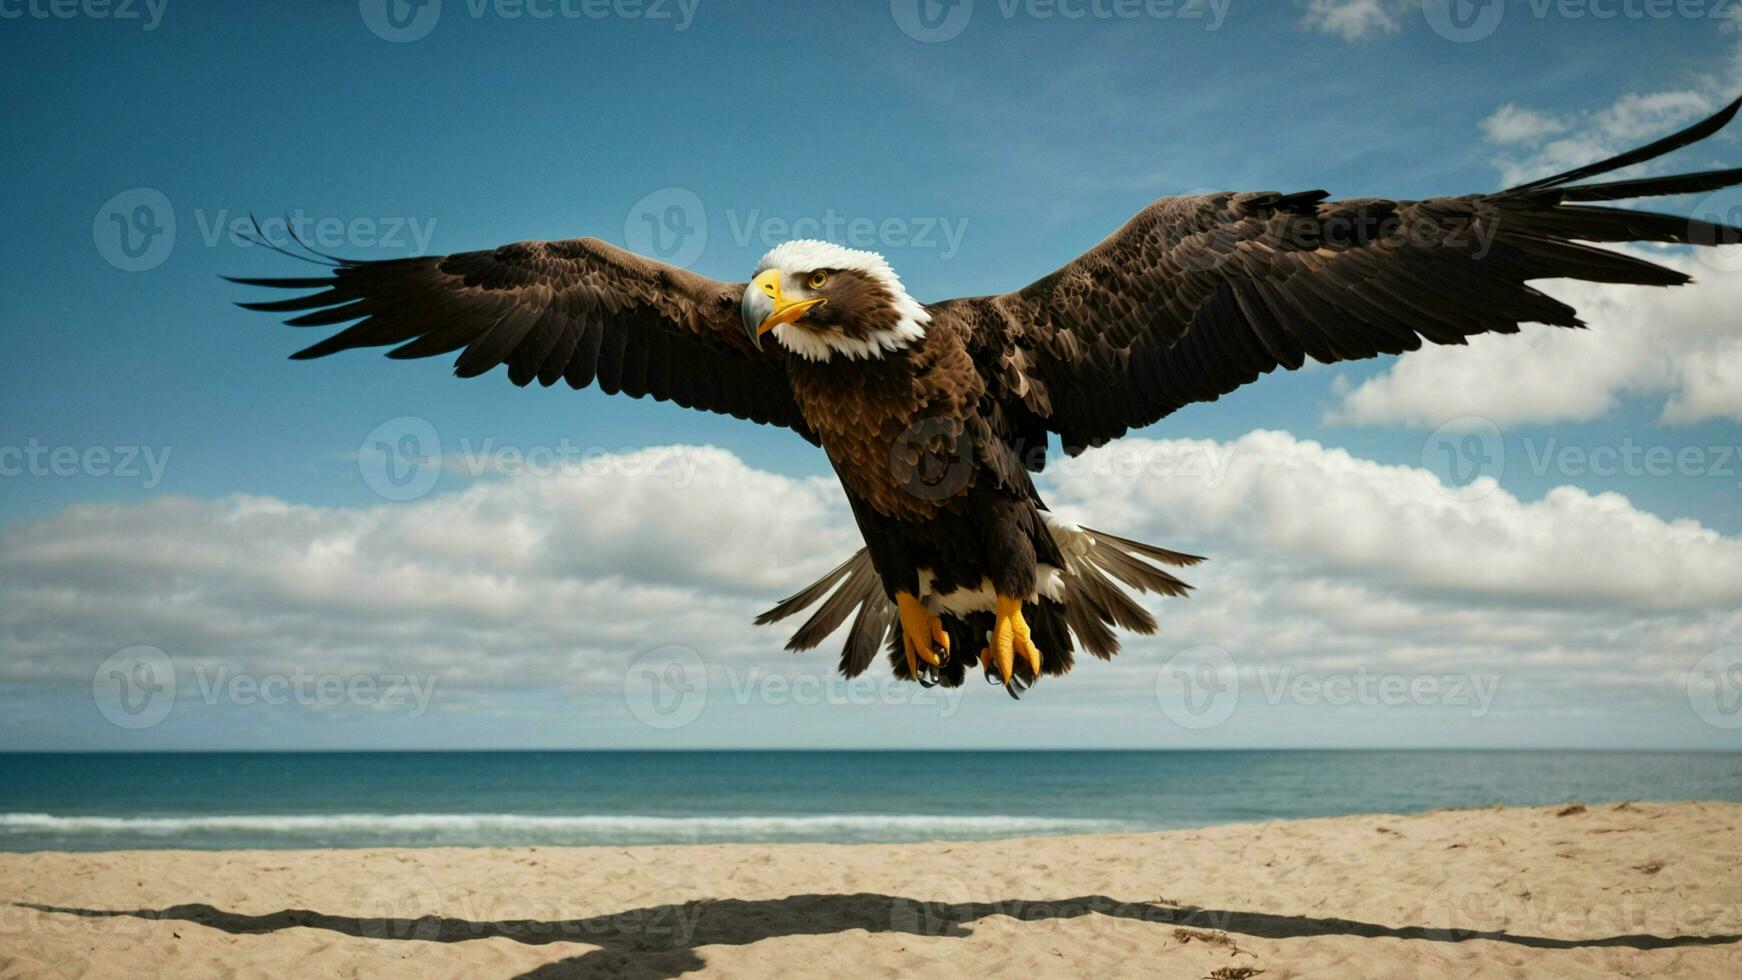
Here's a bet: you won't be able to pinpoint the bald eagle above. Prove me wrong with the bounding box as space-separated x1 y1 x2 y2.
235 98 1742 699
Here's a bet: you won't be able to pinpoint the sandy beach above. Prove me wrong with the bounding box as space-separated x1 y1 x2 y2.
3 801 1739 978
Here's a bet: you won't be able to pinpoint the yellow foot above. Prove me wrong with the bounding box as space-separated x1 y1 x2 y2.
979 595 1044 698
896 591 950 684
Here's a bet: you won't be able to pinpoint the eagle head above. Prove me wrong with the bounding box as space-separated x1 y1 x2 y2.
740 240 930 362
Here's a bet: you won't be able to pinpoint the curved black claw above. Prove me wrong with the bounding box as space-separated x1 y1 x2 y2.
1005 672 1033 701
916 662 939 688
983 661 1002 686
932 643 950 667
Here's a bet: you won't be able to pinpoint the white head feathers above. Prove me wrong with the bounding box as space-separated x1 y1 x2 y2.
753 240 930 362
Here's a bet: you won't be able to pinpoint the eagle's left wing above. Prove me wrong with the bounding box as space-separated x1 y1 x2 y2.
947 97 1742 456
231 237 816 441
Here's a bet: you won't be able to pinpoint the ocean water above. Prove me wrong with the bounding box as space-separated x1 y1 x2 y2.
1 750 1739 852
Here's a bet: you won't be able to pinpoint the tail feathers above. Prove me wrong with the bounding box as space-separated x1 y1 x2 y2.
753 523 1200 680
1089 528 1204 568
753 552 860 630
753 550 892 679
1057 526 1198 661
842 590 897 680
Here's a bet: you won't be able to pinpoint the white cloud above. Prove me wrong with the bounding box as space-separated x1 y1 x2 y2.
1043 431 1742 711
4 436 1736 726
0 447 859 698
1480 103 1569 146
1480 80 1729 187
1052 431 1742 611
1297 0 1410 42
1326 250 1742 428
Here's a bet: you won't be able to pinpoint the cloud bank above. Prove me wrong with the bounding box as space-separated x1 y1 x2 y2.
4 435 1735 726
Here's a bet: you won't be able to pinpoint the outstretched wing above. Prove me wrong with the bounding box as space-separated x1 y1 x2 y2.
231 237 815 441
949 97 1742 455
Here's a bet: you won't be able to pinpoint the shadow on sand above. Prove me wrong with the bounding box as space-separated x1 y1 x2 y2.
22 894 1742 978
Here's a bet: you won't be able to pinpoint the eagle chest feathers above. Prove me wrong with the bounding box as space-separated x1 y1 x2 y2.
786 326 984 523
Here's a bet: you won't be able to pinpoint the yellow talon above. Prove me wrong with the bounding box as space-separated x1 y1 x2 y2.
896 591 948 679
990 595 1043 684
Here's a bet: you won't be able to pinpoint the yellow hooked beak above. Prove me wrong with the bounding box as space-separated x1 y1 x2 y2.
741 269 827 350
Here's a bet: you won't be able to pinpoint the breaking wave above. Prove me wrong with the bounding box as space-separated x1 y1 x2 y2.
0 812 1138 848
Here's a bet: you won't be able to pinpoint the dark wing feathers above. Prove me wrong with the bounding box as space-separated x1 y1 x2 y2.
951 96 1742 454
232 237 817 441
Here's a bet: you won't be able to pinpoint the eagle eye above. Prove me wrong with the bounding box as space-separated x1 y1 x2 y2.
807 270 830 290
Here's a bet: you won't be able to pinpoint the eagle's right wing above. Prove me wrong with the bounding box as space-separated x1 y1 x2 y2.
947 97 1742 456
232 236 817 442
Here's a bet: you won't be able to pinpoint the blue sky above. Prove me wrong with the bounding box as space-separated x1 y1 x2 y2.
3 0 1742 751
